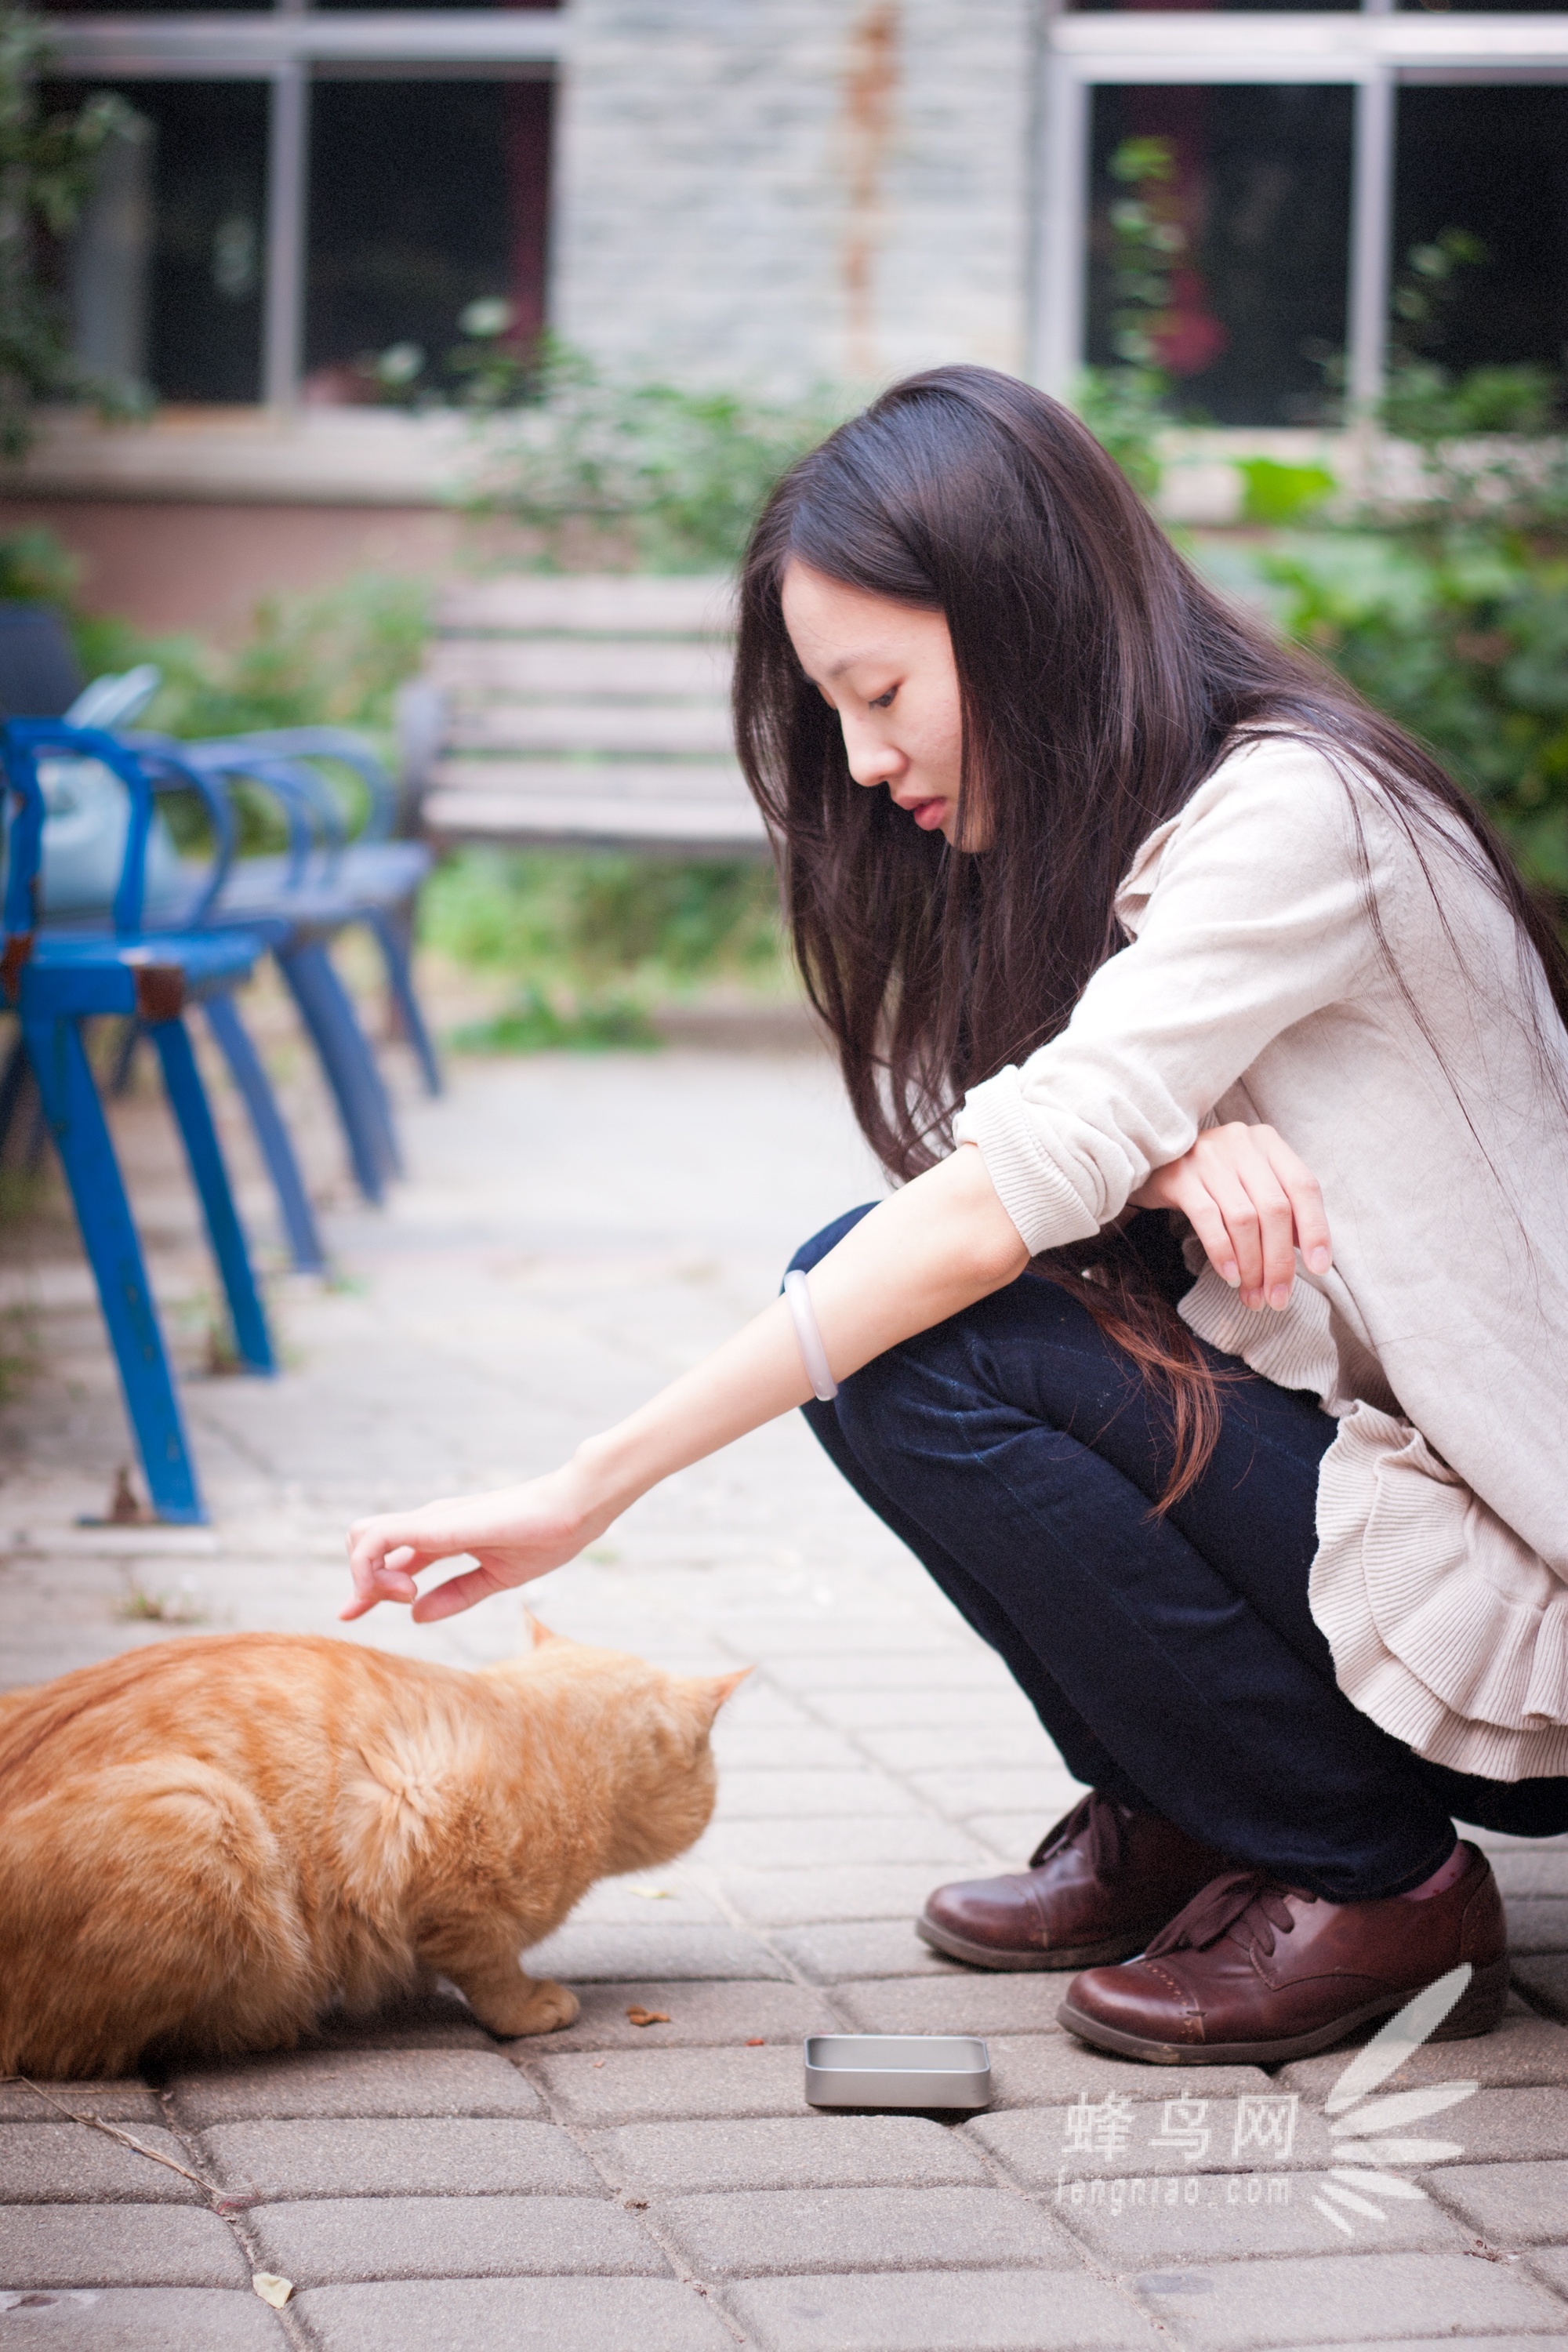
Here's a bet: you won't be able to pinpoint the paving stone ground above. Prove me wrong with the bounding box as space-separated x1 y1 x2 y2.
2 989 1568 2350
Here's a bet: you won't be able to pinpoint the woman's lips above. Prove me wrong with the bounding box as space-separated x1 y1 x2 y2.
902 797 948 831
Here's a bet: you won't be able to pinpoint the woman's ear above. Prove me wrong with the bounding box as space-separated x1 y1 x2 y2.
681 1666 753 1730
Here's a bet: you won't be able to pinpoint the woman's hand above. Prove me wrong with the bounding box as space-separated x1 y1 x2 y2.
343 1143 1028 1624
1130 1121 1331 1311
343 1463 616 1625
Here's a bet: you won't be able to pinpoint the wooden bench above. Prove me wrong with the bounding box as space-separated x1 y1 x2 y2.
399 574 768 858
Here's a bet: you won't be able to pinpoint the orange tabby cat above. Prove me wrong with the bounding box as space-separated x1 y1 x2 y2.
0 1622 746 2079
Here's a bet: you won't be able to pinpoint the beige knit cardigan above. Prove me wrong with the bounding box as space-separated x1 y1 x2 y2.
953 732 1568 1781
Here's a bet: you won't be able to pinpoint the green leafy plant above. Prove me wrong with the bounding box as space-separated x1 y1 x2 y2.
467 337 848 572
1265 530 1568 898
1073 137 1181 499
0 521 78 602
1 4 144 454
449 982 660 1055
1236 458 1338 528
422 846 783 989
422 847 789 1051
1073 365 1169 502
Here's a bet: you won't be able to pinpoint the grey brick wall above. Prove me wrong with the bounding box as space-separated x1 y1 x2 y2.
552 0 1037 397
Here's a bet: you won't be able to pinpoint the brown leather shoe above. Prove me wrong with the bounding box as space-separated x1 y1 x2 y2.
1058 1842 1509 2064
916 1790 1231 1973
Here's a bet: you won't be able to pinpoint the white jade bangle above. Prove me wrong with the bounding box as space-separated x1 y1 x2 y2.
784 1269 839 1402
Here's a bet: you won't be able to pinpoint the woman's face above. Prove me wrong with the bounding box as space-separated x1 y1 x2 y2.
780 561 967 844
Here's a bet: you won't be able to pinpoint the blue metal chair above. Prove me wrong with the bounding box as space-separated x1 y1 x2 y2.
1 613 439 1210
168 728 441 1098
9 720 331 1276
128 735 413 1206
2 720 285 1523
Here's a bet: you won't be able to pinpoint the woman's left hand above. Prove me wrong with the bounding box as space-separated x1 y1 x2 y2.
1129 1121 1332 1311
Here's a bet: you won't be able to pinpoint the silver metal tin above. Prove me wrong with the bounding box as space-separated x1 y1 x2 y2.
803 2033 993 2111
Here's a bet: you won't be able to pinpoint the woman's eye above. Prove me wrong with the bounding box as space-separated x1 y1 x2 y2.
870 688 896 710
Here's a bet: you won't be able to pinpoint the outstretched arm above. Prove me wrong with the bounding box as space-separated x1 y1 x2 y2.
343 1142 1029 1624
344 1120 1333 1625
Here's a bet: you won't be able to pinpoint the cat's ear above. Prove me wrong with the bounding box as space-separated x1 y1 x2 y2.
682 1666 753 1730
523 1613 563 1650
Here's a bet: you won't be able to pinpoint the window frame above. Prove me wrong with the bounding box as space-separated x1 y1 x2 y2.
45 11 564 408
1033 8 1568 414
45 7 1568 416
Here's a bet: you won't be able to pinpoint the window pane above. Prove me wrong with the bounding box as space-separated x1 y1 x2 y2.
49 80 267 402
1394 86 1568 369
40 1 268 13
314 0 557 10
1086 85 1353 426
304 78 552 405
1071 0 1356 16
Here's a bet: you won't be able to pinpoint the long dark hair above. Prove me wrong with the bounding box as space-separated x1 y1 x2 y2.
735 365 1568 1504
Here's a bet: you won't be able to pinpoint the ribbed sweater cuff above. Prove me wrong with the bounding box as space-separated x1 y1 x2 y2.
953 1066 1099 1258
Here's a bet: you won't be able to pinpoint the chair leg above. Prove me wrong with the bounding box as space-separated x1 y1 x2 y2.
147 1016 276 1375
0 1027 29 1159
20 1011 206 1523
277 940 401 1202
108 1016 142 1098
366 903 443 1097
201 992 328 1276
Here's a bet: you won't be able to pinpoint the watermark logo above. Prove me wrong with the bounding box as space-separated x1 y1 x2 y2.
1310 1962 1478 2237
1051 1963 1478 2241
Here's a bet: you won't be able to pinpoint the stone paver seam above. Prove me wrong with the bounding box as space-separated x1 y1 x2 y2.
738 1646 1037 1864
1514 2245 1568 2314
147 2082 314 2352
499 2048 748 2345
1509 1967 1567 2025
1416 2167 1568 2301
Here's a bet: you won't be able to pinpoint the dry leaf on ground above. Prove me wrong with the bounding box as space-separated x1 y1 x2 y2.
252 2274 293 2307
626 2006 671 2027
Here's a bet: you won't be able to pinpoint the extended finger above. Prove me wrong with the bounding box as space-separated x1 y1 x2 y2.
339 1559 419 1621
411 1561 506 1624
1259 1133 1333 1272
1200 1165 1269 1303
1163 1165 1242 1287
1230 1158 1298 1308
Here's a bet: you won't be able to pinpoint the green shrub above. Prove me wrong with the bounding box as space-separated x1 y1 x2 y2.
423 848 789 1052
0 524 80 605
421 847 783 989
469 339 848 572
1235 459 1337 529
0 4 146 452
1265 529 1568 895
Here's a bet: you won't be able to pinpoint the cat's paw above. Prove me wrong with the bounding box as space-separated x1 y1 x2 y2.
468 1972 579 2038
511 1976 579 2036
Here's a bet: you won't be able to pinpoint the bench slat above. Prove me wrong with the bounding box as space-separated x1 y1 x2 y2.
430 757 752 803
447 702 735 756
423 789 768 853
436 576 735 635
426 640 731 697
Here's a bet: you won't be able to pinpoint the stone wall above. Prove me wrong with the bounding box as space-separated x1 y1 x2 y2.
552 0 1038 398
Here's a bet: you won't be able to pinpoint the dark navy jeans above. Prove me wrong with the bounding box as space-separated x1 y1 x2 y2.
789 1205 1568 1903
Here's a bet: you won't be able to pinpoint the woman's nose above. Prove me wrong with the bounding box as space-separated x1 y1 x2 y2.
840 717 902 789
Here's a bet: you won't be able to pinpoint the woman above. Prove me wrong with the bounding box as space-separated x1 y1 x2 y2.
347 366 1568 2065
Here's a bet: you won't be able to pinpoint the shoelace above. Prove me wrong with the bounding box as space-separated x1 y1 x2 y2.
1143 1867 1316 1961
1029 1788 1130 1877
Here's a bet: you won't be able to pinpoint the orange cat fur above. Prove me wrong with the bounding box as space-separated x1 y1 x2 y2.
0 1623 746 2078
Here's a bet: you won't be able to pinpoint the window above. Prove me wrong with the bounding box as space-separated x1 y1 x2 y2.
52 80 268 401
304 78 550 403
1039 9 1568 417
47 9 563 408
1087 85 1353 424
1394 85 1568 371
